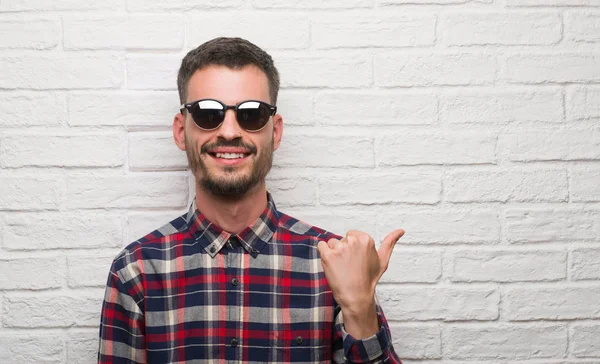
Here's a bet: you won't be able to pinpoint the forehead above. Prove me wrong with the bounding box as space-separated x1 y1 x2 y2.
186 64 271 105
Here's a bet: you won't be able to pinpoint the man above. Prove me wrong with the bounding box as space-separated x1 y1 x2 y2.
98 37 404 363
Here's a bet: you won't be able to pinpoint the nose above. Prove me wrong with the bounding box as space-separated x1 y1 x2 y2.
216 108 243 140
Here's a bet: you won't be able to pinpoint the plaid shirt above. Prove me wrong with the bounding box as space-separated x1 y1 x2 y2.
98 193 400 363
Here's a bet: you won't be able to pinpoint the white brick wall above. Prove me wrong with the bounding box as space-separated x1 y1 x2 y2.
0 1 598 363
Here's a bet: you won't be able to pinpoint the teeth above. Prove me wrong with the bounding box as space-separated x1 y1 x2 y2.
215 153 245 159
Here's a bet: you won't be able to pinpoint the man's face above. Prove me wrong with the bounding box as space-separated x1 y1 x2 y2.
178 65 282 198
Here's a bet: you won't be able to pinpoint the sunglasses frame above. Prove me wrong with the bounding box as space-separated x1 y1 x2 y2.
180 98 277 132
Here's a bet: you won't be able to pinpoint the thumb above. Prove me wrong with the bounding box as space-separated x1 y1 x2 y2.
377 229 405 272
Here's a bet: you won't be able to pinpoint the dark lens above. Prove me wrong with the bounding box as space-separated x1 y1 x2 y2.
237 102 270 131
191 100 225 130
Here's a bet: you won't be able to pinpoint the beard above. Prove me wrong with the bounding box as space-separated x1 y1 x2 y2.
185 135 274 199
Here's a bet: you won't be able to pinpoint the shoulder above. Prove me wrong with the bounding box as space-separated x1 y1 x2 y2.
276 210 342 242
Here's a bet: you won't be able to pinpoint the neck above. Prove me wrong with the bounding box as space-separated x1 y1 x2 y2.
195 181 268 235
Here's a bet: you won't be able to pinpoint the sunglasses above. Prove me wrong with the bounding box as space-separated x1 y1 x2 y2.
180 99 277 132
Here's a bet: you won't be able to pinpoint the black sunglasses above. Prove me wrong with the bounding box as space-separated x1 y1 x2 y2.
180 99 277 132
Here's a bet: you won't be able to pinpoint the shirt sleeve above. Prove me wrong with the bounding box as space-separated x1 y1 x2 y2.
98 258 147 364
331 297 402 364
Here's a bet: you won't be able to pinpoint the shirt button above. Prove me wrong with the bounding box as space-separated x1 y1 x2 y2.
231 277 239 286
250 247 258 254
230 338 238 347
296 336 303 345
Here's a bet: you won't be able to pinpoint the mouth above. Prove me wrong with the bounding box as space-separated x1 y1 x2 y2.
207 151 252 165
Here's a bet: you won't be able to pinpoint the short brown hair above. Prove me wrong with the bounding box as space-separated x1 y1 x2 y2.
177 37 280 105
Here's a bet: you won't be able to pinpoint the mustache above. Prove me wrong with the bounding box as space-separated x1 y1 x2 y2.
200 138 257 154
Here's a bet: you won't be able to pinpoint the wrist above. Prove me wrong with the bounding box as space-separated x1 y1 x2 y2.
341 299 380 340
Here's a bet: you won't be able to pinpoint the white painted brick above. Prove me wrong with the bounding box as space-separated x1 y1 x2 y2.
507 0 600 6
66 173 189 209
129 132 187 170
380 0 491 4
127 55 180 90
253 0 371 8
504 208 599 243
375 53 497 87
444 324 567 359
451 249 566 282
315 91 437 126
571 167 600 202
0 0 121 11
0 257 65 289
67 255 115 288
571 248 600 280
3 212 123 250
3 294 102 327
567 86 600 121
127 210 186 241
1 132 125 168
377 286 499 320
439 89 563 124
446 168 568 203
389 323 441 359
0 176 61 210
68 91 179 127
266 178 317 207
188 14 309 50
127 0 242 11
319 171 442 205
0 333 64 364
276 90 314 125
274 136 374 167
572 323 600 357
68 330 98 364
278 55 372 88
378 207 501 244
440 12 561 46
506 54 600 84
64 15 184 50
566 11 600 43
312 14 436 48
0 54 124 90
0 17 59 49
503 129 600 161
377 131 497 166
279 208 378 238
381 249 442 283
505 285 600 320
0 92 65 127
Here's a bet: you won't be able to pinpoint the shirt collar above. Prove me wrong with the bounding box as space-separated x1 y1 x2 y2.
185 192 280 258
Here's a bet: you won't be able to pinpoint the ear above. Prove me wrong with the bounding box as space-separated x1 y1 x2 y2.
173 112 187 151
272 113 283 151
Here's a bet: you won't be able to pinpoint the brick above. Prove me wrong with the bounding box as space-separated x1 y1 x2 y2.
378 207 500 244
127 55 180 90
571 248 600 280
503 129 600 161
572 323 600 357
274 135 374 167
276 90 314 126
0 54 124 90
3 212 123 250
252 0 371 8
451 249 566 282
68 330 99 364
0 176 61 210
64 15 184 50
571 167 600 202
566 11 600 43
0 0 122 11
377 131 496 166
0 257 65 289
446 168 568 203
68 91 179 127
127 210 186 241
1 132 125 168
67 255 115 288
0 92 65 127
0 332 64 364
375 53 497 87
188 14 309 50
3 294 102 327
0 17 59 49
439 88 563 124
312 14 435 48
380 0 490 3
129 132 187 170
443 324 567 359
504 208 599 243
507 0 600 6
505 285 600 320
380 249 442 283
568 86 600 121
377 286 499 320
389 323 441 359
506 54 600 84
440 12 561 46
278 55 372 88
315 91 437 126
127 0 242 11
279 208 378 239
319 171 441 205
66 173 189 209
266 178 317 207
